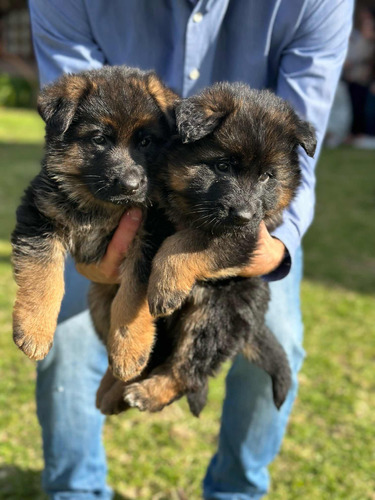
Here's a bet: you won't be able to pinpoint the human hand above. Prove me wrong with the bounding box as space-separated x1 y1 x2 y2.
76 208 143 284
239 221 286 278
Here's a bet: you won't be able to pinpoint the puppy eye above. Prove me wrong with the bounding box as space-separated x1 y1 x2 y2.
138 136 153 149
214 162 230 174
259 172 272 183
92 135 107 146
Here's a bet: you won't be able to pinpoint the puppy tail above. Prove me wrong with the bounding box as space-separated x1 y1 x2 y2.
186 381 209 417
243 326 292 410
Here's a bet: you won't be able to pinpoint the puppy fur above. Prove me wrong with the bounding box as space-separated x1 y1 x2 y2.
97 82 316 416
11 66 177 371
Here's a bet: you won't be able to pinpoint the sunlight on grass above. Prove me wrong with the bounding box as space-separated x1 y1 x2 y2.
0 108 44 145
1 109 374 499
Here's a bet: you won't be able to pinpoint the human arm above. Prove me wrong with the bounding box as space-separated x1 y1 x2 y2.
269 0 354 277
29 0 105 85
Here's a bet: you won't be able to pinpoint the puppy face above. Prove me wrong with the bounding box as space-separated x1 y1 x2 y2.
38 67 177 209
164 83 316 234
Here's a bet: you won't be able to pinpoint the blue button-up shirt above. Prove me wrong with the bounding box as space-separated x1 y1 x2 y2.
29 0 353 277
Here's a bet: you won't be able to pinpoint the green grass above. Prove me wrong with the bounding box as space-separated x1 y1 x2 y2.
0 107 374 499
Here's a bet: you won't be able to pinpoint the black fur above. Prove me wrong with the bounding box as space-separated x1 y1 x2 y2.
120 82 316 416
11 66 177 360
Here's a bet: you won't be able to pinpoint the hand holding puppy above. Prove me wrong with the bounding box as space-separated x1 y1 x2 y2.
77 218 285 285
76 208 143 284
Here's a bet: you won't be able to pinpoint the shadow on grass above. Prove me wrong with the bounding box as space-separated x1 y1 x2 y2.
0 466 130 500
0 466 46 500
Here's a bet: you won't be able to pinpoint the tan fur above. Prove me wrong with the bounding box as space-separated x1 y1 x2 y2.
47 143 83 176
106 302 209 413
148 229 246 317
242 343 260 362
107 241 155 381
12 240 65 360
147 74 177 113
63 74 92 99
167 164 198 193
277 186 294 211
123 370 182 412
88 283 119 343
148 232 211 317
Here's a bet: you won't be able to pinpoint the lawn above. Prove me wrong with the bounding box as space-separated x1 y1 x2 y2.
0 108 374 500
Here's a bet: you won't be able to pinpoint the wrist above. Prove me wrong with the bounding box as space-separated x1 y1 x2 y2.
270 237 286 271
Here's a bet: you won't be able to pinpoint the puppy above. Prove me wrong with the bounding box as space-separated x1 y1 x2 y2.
96 82 316 416
11 66 177 377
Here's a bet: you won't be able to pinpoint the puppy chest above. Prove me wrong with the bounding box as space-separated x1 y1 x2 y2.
68 220 118 264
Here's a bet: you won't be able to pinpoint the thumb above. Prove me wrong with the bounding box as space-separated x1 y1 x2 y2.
101 208 143 273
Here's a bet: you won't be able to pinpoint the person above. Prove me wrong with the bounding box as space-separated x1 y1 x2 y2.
343 5 375 148
28 1 353 499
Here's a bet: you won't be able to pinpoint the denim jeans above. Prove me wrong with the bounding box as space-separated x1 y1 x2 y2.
36 249 304 500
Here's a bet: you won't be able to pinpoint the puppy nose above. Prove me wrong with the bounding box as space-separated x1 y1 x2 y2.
231 208 253 226
122 175 141 194
114 174 145 195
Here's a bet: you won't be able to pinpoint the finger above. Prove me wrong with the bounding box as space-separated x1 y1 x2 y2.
108 208 143 257
75 208 143 284
100 208 143 277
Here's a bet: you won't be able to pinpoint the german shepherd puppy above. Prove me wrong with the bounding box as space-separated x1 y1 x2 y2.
96 82 316 416
11 66 177 377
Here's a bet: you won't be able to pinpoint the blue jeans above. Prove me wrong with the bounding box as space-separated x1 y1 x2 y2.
36 250 304 499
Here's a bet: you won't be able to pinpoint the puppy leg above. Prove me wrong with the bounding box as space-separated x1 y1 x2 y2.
122 306 200 413
122 365 183 412
88 282 118 344
242 325 292 409
96 368 134 415
12 238 65 360
107 252 155 382
148 229 241 317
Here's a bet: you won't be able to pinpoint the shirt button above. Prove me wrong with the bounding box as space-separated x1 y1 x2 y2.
193 12 203 23
189 68 200 80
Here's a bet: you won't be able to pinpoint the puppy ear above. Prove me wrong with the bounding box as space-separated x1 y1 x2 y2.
175 84 236 143
38 74 92 136
296 119 317 158
146 73 178 129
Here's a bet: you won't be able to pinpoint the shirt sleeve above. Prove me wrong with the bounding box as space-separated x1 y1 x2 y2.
29 0 105 86
266 0 354 281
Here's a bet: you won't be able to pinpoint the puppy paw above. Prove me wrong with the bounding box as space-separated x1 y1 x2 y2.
148 288 188 317
99 380 131 415
13 327 53 360
123 376 180 413
123 382 158 412
109 353 149 382
108 329 151 382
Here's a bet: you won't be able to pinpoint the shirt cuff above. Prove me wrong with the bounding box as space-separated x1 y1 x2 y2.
262 219 301 282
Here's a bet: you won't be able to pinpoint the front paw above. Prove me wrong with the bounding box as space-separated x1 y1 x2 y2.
109 350 149 382
13 326 53 360
148 288 188 317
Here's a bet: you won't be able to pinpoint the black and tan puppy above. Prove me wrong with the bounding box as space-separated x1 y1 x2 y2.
97 82 316 416
11 66 177 377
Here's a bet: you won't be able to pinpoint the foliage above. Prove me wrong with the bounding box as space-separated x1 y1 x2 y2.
0 75 38 109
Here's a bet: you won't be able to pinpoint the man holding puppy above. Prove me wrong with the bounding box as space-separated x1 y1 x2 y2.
29 1 353 499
